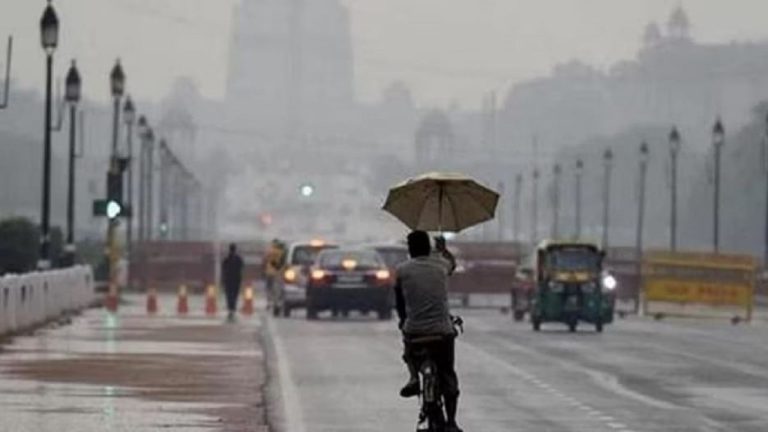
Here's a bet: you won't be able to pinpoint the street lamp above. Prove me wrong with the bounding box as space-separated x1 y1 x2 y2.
574 158 584 239
64 60 81 265
551 163 562 238
512 173 523 245
635 141 649 313
668 126 681 250
531 168 540 245
38 0 59 269
123 96 136 270
763 112 768 268
109 59 125 155
712 118 725 253
601 148 614 250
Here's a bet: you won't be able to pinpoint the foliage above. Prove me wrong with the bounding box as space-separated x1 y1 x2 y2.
0 217 39 274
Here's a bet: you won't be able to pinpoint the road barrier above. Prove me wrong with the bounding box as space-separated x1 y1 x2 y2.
642 251 757 322
0 266 94 336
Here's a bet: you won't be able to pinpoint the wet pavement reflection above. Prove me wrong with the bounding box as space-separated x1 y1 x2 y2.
0 295 268 432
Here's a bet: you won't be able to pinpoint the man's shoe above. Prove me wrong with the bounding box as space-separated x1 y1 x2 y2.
399 378 420 398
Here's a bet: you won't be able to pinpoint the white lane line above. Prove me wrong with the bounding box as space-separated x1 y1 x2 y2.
266 317 306 432
607 423 628 429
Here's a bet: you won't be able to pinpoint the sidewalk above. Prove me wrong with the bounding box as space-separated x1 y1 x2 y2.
0 294 269 432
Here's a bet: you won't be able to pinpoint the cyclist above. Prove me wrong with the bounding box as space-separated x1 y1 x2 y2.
264 239 285 306
394 230 463 432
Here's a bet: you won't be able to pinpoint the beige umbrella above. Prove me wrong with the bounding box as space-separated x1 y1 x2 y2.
382 172 500 232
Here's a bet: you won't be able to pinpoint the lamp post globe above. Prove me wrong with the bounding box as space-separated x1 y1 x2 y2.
603 148 613 166
713 118 725 148
639 141 649 163
110 59 125 98
669 126 681 155
40 0 59 54
64 60 81 104
123 96 136 125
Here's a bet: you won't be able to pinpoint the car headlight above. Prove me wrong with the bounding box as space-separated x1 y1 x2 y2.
602 274 617 291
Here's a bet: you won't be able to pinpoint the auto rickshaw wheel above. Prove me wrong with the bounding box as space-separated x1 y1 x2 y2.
532 317 541 331
513 310 525 322
595 320 603 333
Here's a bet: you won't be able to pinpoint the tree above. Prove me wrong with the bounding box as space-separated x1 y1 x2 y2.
0 217 39 274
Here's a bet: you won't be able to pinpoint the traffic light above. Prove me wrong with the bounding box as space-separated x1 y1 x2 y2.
107 170 123 203
299 183 314 197
106 199 123 220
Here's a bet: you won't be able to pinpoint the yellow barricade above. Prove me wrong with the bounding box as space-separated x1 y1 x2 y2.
642 250 757 321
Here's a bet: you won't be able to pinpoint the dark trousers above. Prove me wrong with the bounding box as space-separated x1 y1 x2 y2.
224 283 240 312
403 334 460 398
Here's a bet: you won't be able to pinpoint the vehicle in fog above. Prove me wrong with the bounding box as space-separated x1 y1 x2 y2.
306 248 394 320
530 241 615 332
272 240 338 317
366 243 409 273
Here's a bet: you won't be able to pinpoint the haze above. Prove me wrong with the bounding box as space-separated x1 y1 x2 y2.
2 0 768 107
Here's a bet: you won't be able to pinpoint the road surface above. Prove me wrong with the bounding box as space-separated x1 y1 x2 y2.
266 309 768 432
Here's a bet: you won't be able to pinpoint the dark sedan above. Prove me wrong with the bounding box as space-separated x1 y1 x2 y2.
306 249 394 320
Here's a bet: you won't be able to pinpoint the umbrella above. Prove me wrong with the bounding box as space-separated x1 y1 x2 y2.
382 172 500 232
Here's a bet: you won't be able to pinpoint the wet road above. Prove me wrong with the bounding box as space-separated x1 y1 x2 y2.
266 309 768 432
0 295 268 432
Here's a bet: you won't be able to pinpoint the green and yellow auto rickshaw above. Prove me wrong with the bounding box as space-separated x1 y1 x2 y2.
530 240 616 332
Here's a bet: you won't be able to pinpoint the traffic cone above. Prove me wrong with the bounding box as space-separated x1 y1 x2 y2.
177 284 189 315
205 284 218 316
146 287 159 315
241 285 254 316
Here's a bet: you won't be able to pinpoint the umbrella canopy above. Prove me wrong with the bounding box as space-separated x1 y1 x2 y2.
382 172 499 232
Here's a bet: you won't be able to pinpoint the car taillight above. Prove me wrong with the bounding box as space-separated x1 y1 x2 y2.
284 268 297 282
375 269 391 281
311 269 326 280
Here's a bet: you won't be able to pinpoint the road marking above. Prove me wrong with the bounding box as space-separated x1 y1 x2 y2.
266 317 306 432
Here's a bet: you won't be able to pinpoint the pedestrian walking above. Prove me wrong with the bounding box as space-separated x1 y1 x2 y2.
222 243 245 322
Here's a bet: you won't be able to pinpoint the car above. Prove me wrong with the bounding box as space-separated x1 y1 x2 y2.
306 248 394 320
366 243 409 274
272 240 338 317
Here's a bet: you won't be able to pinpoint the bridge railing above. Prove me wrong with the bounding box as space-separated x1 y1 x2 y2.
0 266 94 336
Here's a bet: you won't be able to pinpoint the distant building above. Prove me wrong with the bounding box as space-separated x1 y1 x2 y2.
226 0 355 141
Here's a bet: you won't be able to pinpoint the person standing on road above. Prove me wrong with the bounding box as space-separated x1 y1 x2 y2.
222 243 245 322
394 230 462 432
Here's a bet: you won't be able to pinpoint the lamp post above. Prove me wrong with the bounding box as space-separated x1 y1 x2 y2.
38 0 59 269
123 96 136 271
1 36 12 110
512 173 523 245
668 127 681 250
106 60 125 311
137 116 148 243
531 168 540 245
551 163 562 238
762 112 768 268
602 148 614 250
712 118 725 253
64 60 81 265
159 139 170 239
575 158 584 239
635 141 649 314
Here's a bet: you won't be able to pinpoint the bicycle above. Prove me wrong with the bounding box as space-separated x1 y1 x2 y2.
409 316 463 432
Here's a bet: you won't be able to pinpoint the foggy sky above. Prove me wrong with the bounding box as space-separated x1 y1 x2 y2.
2 0 768 108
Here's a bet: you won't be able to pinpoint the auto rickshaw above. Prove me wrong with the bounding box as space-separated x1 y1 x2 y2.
530 240 616 332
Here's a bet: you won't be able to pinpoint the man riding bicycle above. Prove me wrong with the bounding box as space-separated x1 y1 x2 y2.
394 230 463 432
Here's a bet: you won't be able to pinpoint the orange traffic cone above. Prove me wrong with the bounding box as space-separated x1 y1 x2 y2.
241 285 255 316
177 285 189 315
205 284 218 316
146 287 159 315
